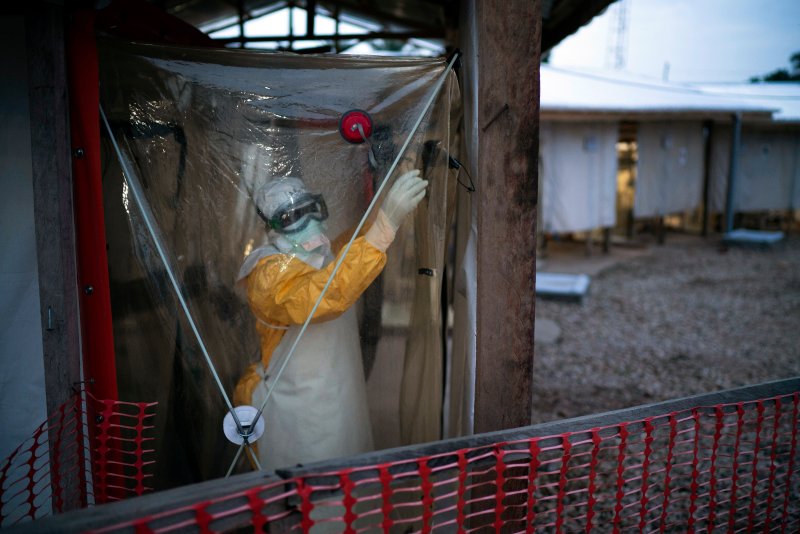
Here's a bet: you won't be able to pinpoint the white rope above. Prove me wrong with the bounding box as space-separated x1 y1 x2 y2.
244 53 460 465
226 442 262 477
257 318 290 330
100 106 249 440
355 122 379 168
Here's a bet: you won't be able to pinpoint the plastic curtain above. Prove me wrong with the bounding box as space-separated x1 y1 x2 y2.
99 38 459 488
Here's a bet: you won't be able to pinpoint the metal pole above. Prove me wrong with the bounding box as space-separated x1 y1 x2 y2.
334 5 341 53
724 112 742 234
288 2 294 50
701 120 713 237
238 0 245 49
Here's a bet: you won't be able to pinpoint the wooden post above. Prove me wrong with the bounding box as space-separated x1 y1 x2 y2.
26 4 83 511
602 227 611 253
473 0 540 432
27 4 81 431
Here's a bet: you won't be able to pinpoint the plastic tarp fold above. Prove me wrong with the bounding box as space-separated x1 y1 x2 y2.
99 38 459 488
445 0 478 439
709 125 800 213
634 121 705 218
539 121 618 233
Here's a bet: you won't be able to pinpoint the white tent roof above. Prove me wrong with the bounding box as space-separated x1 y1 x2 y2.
541 65 776 117
696 83 800 123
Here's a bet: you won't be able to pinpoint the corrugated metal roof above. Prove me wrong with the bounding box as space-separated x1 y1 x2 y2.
541 65 777 118
697 83 800 123
161 0 447 39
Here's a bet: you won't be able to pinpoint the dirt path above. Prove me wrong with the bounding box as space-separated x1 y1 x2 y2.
532 234 800 424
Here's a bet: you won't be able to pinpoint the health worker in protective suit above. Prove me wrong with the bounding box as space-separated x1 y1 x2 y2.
234 169 427 471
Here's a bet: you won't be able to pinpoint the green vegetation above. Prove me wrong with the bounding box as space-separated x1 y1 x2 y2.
750 51 800 82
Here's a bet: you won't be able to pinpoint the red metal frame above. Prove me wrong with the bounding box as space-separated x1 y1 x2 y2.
66 8 124 503
66 9 118 402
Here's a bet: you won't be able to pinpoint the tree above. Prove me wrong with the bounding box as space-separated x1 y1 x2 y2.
750 51 800 82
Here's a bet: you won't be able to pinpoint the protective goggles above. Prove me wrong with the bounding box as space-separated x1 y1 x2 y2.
257 193 328 234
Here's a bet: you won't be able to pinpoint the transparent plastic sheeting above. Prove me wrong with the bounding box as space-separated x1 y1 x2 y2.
99 39 460 488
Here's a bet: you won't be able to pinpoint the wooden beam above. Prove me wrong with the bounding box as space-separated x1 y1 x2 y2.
198 1 285 35
214 28 443 44
237 0 246 48
16 469 285 534
282 377 800 475
318 0 444 33
26 4 83 512
473 0 540 432
306 0 316 35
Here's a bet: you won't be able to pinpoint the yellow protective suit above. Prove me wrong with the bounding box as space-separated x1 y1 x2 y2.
234 218 394 471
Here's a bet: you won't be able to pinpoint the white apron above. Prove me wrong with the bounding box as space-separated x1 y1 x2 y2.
251 307 374 472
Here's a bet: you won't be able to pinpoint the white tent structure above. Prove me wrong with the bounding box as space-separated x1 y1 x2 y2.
539 66 776 237
538 120 617 233
698 83 800 220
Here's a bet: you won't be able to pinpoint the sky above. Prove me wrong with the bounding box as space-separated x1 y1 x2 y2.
548 0 800 83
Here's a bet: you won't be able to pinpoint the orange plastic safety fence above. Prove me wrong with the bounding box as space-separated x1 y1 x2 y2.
0 391 157 527
92 391 799 533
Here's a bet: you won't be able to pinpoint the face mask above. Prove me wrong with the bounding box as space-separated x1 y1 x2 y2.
285 219 330 253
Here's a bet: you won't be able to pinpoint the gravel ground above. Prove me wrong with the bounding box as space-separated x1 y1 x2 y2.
532 234 800 424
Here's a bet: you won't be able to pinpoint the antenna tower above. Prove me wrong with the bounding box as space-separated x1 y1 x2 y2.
606 0 629 70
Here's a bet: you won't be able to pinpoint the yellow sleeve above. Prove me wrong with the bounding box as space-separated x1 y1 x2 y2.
246 236 387 326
